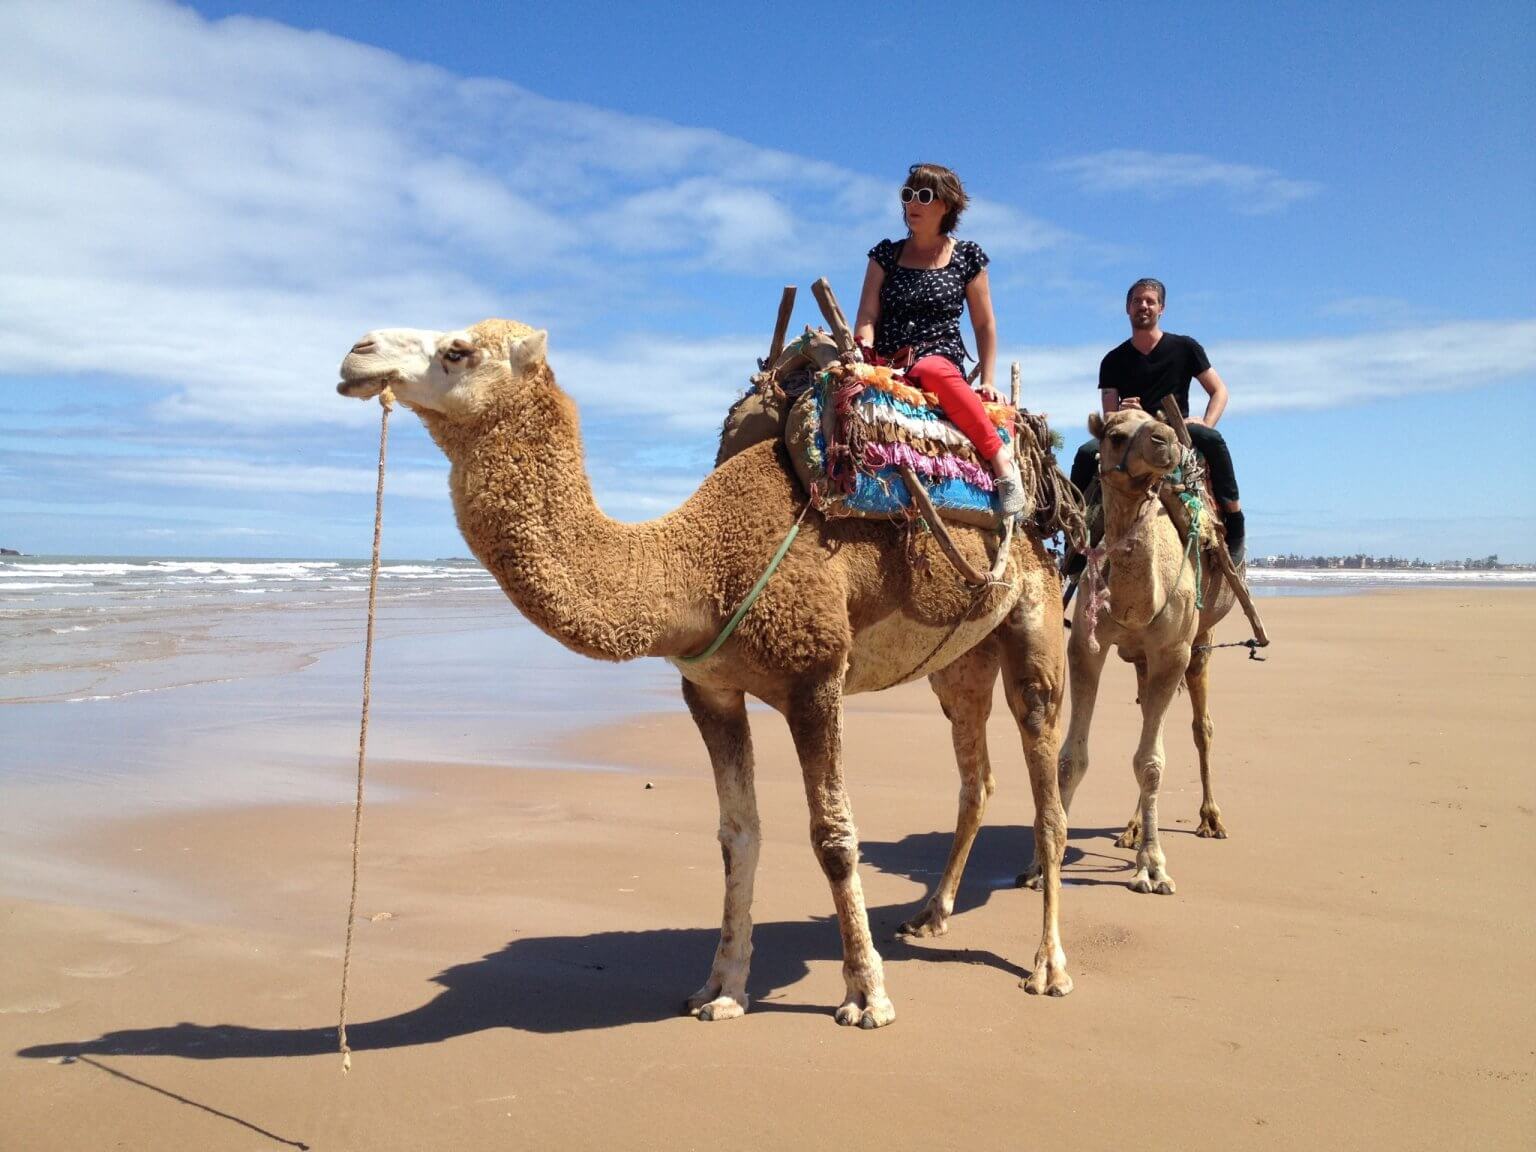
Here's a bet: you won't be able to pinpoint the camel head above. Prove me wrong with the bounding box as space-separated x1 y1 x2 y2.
1088 408 1182 491
337 319 547 419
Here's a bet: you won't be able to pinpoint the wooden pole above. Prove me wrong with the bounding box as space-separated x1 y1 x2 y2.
1158 397 1269 647
811 278 859 361
765 285 796 367
1009 361 1021 407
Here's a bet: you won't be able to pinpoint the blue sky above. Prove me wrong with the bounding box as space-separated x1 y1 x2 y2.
2 0 1533 561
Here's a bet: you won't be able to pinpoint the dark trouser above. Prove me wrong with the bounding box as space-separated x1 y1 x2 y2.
1069 423 1240 505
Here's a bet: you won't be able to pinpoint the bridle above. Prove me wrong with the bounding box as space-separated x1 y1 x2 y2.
1099 419 1170 501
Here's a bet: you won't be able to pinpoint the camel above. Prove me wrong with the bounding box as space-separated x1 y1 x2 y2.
1043 408 1237 895
336 319 1073 1029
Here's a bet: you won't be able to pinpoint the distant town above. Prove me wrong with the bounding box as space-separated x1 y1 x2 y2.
1252 553 1533 572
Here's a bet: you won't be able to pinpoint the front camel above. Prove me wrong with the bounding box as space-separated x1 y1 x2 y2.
337 319 1073 1026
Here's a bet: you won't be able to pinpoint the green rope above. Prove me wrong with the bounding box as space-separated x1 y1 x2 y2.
1172 461 1205 610
678 506 808 664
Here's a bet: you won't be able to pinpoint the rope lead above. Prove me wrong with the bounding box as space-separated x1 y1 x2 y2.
339 386 394 1072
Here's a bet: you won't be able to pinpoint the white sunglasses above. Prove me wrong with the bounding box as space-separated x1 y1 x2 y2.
900 186 937 205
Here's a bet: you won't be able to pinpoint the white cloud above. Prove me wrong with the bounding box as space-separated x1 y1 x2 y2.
996 319 1536 427
101 456 449 500
0 0 1073 432
1053 150 1321 215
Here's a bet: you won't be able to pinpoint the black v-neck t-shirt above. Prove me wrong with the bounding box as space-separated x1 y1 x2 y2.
1098 333 1211 416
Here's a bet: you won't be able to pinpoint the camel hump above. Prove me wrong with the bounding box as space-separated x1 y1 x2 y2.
716 327 841 467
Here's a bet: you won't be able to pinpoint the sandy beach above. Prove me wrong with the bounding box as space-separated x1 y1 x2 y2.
2 587 1533 1150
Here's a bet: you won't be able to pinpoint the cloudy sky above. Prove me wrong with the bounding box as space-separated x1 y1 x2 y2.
2 0 1532 560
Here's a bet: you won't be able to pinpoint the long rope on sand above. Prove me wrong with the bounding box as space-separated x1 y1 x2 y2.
338 386 394 1073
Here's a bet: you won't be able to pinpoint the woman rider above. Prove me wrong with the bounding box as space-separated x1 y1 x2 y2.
854 162 1026 517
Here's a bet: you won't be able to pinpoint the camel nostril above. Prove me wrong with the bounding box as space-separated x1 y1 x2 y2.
350 340 376 355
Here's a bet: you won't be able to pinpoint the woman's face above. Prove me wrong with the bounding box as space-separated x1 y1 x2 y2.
903 185 948 233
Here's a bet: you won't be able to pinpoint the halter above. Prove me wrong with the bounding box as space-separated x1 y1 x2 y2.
1099 419 1166 500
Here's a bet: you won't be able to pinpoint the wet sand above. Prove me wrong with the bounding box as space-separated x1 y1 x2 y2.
2 589 1533 1150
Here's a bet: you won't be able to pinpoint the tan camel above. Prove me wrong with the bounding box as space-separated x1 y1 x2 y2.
1047 408 1236 895
337 319 1073 1028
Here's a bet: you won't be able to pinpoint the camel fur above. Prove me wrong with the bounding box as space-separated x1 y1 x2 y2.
337 320 1074 1028
1047 408 1237 896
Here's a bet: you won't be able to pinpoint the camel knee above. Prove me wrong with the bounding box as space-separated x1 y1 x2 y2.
1192 716 1214 745
718 818 758 870
1004 660 1061 735
1036 806 1067 861
811 824 859 885
1058 747 1087 794
1133 757 1164 792
959 776 994 812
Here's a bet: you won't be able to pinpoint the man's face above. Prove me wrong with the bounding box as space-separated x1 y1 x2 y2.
1127 288 1164 330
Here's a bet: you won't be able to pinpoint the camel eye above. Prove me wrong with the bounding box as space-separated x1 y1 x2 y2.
442 343 474 364
1107 432 1128 446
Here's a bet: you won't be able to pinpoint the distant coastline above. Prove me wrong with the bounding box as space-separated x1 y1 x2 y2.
1251 552 1530 573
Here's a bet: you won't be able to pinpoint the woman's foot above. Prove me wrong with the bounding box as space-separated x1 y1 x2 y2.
994 461 1027 517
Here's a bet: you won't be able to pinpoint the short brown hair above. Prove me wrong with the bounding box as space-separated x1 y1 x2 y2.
1126 278 1166 306
905 163 968 235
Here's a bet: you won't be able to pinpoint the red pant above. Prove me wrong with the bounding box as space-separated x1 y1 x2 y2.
906 356 1002 460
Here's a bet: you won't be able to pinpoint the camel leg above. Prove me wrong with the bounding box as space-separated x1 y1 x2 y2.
900 641 1003 938
1127 649 1187 895
1187 636 1227 838
681 678 761 1021
1000 618 1073 997
786 672 894 1029
1020 616 1109 888
1116 658 1150 849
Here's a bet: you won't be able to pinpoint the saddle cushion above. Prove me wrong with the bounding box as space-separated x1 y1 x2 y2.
784 363 1015 528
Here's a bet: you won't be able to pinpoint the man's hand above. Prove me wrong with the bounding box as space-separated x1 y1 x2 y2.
1185 416 1207 427
1117 396 1143 411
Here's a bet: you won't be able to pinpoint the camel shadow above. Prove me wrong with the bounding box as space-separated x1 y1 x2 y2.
861 823 1134 917
15 900 1025 1063
17 825 1135 1063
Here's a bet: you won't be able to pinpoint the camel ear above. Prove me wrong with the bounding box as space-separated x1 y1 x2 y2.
506 329 548 375
1087 412 1105 439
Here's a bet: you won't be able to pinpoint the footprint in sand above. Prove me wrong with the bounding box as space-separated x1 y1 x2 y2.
0 998 63 1015
62 957 135 979
104 926 183 946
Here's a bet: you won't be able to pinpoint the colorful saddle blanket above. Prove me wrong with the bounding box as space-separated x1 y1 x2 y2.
784 362 1016 528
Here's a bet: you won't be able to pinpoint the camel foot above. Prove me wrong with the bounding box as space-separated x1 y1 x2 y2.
897 900 951 938
692 996 747 1021
1196 810 1228 839
834 990 896 1029
1129 868 1176 895
1015 862 1043 890
685 980 748 1020
1022 952 1073 997
1115 820 1143 850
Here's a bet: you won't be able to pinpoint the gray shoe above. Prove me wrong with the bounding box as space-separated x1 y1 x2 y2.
994 472 1027 518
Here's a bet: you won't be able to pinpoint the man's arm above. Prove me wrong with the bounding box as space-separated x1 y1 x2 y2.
1190 367 1228 426
1100 388 1125 415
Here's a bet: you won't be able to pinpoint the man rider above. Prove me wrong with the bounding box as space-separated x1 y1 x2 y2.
1068 277 1246 561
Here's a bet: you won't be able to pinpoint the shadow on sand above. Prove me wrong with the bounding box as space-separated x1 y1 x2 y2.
18 823 1133 1064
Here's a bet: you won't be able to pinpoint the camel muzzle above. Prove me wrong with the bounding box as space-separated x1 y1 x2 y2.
337 364 400 399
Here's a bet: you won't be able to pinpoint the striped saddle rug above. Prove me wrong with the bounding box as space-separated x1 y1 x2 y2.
785 361 1016 529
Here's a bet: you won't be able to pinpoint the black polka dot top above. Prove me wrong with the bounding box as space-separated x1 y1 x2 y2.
868 237 990 369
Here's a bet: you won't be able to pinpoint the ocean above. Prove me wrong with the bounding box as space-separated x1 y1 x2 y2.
2 554 1531 899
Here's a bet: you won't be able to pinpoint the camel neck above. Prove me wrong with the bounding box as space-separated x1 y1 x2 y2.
422 380 701 662
1100 479 1181 628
